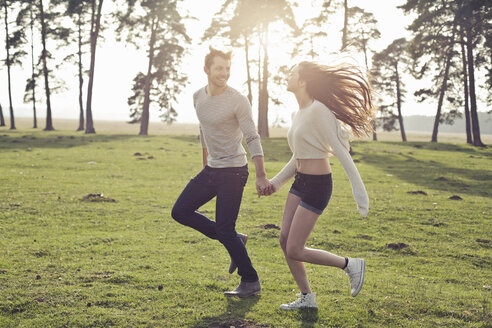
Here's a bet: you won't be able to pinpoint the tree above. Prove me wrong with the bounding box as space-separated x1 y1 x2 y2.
402 1 459 142
2 0 26 130
0 103 5 126
292 15 327 60
319 0 350 51
65 0 91 131
116 0 190 135
84 0 103 134
205 0 297 138
460 0 487 146
16 0 38 128
401 0 488 146
372 38 409 142
38 0 54 130
203 0 257 105
17 0 70 131
458 25 472 144
346 6 380 140
346 7 380 73
341 0 347 51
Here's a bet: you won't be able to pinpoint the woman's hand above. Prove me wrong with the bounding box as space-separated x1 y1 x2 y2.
357 204 368 217
259 180 277 196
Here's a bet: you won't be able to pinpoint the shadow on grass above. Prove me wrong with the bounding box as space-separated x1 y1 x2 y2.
0 132 139 152
298 308 319 328
190 296 319 328
376 141 491 158
191 296 264 328
361 151 492 198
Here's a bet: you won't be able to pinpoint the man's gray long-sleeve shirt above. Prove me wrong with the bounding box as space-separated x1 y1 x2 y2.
194 86 264 168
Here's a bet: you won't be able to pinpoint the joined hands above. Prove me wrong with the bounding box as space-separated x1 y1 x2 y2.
255 177 276 197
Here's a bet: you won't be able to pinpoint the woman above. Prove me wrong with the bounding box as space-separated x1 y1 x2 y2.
266 61 375 310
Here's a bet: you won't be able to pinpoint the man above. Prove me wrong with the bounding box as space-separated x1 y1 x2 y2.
171 46 269 298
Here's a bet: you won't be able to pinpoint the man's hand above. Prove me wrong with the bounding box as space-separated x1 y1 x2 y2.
256 176 271 197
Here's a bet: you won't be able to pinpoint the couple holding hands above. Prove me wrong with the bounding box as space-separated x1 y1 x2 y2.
171 46 373 310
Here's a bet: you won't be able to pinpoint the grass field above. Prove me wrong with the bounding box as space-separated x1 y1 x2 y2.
0 127 491 327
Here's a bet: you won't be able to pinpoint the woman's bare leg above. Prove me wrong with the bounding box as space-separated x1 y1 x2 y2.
286 206 345 268
279 193 312 293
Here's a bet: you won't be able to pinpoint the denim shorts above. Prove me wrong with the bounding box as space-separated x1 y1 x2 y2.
289 172 333 215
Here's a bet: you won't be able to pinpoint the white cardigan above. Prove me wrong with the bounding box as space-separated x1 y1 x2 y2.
270 100 369 216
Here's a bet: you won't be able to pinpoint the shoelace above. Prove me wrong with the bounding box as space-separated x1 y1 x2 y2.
287 295 307 307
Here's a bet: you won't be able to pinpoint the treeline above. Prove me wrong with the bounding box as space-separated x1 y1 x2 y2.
1 0 189 135
401 113 492 135
1 0 490 145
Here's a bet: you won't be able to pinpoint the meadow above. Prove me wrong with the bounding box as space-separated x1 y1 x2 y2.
0 127 490 327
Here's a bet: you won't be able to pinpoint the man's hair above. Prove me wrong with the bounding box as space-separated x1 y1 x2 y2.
204 46 232 69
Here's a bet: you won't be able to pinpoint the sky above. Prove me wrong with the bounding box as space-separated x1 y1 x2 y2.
1 0 473 126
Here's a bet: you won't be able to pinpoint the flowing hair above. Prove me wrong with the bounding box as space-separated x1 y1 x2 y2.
297 61 376 138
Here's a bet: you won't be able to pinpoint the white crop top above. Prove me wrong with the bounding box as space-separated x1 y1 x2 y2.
270 99 369 216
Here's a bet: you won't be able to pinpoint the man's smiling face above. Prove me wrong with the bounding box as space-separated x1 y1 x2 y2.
205 56 231 89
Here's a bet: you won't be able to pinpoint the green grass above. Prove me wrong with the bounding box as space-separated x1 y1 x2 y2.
0 130 491 327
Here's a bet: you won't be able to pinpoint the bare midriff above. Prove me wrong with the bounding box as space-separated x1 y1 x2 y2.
296 158 332 175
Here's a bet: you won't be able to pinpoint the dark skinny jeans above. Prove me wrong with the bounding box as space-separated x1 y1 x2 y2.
171 165 259 282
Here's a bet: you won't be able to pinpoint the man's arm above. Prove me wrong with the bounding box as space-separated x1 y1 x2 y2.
252 155 270 197
199 124 208 168
202 147 208 168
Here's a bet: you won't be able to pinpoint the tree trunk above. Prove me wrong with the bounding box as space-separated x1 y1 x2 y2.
258 24 269 138
30 4 37 128
77 13 84 131
362 39 369 72
431 30 457 143
243 35 253 105
460 28 472 144
40 0 54 131
310 35 314 59
0 104 5 126
430 54 452 143
465 21 484 146
85 0 103 134
372 121 377 141
4 0 15 130
257 28 261 121
395 63 406 142
341 0 348 51
362 41 376 141
139 17 157 136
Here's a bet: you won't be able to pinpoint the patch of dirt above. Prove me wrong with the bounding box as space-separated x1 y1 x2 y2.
81 194 118 203
435 177 448 181
356 234 373 240
204 319 269 328
386 242 409 250
407 190 427 195
260 224 280 230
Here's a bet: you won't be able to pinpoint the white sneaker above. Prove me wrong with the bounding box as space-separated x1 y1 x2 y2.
344 258 365 297
280 292 318 310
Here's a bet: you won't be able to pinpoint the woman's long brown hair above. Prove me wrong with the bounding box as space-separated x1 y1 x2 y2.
297 61 376 138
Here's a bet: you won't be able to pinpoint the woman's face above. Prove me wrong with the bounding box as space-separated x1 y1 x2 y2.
287 65 302 93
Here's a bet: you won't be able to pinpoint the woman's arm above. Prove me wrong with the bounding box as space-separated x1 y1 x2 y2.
319 108 369 216
270 155 297 191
